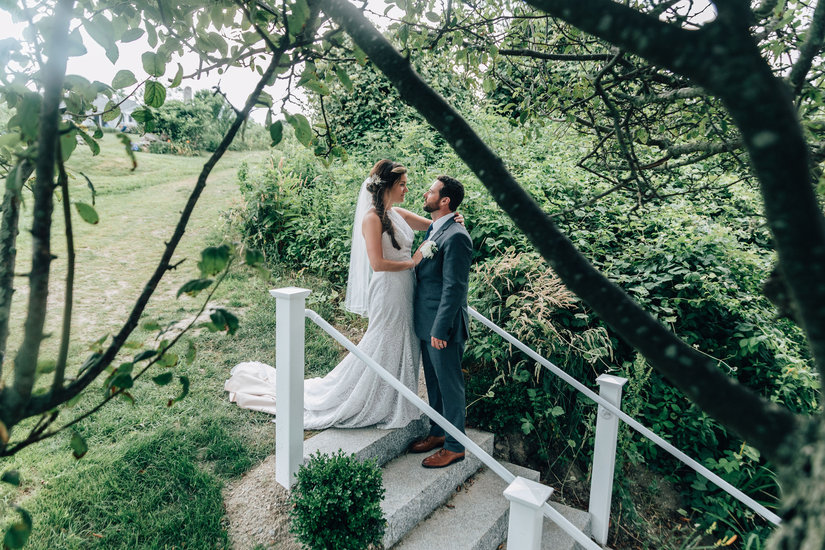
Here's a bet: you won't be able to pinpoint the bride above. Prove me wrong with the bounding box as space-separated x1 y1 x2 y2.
225 159 459 429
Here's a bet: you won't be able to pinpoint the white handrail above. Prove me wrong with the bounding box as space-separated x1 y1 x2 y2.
468 306 782 526
305 308 603 550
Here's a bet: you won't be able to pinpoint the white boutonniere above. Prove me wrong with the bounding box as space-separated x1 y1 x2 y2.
420 240 438 259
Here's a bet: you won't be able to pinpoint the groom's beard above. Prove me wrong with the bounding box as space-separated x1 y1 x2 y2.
423 203 437 213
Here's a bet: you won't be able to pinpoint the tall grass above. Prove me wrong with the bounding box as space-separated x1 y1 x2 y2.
0 136 354 548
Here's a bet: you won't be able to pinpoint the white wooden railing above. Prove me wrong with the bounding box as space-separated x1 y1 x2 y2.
270 287 780 549
467 307 782 536
272 287 598 550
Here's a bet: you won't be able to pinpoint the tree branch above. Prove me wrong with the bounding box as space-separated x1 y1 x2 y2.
320 0 799 463
52 143 74 392
20 34 296 423
0 161 32 375
788 0 825 96
522 0 825 388
499 48 616 61
8 0 75 422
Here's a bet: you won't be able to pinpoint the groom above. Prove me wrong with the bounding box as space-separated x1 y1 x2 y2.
409 175 473 468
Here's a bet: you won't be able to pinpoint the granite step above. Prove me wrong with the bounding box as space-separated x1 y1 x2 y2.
381 428 494 549
303 416 428 467
393 461 540 550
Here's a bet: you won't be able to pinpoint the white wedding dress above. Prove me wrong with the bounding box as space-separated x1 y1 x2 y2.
225 208 421 429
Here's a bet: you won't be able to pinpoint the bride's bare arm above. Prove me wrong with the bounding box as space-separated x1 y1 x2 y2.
395 207 465 230
395 207 431 231
363 211 415 271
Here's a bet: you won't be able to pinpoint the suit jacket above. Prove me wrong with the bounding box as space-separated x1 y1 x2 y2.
414 217 473 343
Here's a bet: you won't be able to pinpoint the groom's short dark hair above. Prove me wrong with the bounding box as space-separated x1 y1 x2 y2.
437 175 464 211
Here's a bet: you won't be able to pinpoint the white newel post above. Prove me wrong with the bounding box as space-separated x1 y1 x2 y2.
589 373 628 545
503 476 554 550
270 287 311 489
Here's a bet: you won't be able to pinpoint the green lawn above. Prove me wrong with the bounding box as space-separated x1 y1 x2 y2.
1 134 349 549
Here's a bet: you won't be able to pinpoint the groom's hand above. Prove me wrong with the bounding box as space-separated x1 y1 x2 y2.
430 336 447 350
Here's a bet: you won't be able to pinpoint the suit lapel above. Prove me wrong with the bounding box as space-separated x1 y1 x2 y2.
429 217 454 243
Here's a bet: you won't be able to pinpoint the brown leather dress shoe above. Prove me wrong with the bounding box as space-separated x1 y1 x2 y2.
422 448 465 468
408 435 446 453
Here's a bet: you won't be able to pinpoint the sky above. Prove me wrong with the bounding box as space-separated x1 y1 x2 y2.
0 10 292 124
0 1 716 125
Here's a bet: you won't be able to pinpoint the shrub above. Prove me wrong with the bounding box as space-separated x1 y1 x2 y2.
147 139 198 156
289 450 385 550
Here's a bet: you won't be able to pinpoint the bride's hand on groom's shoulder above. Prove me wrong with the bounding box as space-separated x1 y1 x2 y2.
453 211 465 226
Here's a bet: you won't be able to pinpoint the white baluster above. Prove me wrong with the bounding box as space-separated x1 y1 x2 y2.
504 476 554 550
270 287 311 489
589 373 628 544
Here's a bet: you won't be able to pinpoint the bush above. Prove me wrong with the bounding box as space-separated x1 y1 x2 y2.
147 139 198 156
289 450 385 550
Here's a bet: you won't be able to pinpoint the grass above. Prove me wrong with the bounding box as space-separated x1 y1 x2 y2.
1 134 354 548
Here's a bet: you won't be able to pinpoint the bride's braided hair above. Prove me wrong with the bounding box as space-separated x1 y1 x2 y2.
366 159 406 250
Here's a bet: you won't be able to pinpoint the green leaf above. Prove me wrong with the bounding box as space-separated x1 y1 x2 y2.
142 319 161 331
256 91 273 108
302 78 330 95
145 21 158 47
134 349 157 362
185 340 196 365
78 130 100 156
16 92 41 141
245 248 264 266
286 113 313 146
110 373 133 389
74 202 99 224
66 28 87 57
168 376 190 406
287 0 311 35
144 80 167 108
353 46 367 65
112 69 137 89
130 108 153 123
3 507 32 548
153 372 174 386
210 309 239 335
121 27 144 43
1 470 20 486
102 102 121 122
176 278 213 298
60 127 77 161
116 134 137 170
84 16 119 63
425 11 440 22
141 51 166 77
158 352 179 368
169 63 183 88
89 334 109 350
198 245 231 276
70 431 88 459
117 362 134 376
269 120 283 146
336 67 353 92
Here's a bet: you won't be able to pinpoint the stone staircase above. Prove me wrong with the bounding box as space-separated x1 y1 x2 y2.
303 416 593 549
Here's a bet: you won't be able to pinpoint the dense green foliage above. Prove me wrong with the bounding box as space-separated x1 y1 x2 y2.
289 450 385 550
152 90 269 153
232 100 817 544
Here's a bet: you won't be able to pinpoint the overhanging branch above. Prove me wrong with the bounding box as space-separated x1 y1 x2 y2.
320 0 799 463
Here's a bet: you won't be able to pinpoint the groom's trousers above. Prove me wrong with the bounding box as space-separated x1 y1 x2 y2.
420 338 467 453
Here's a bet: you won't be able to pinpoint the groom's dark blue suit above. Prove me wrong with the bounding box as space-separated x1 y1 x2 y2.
414 216 473 453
